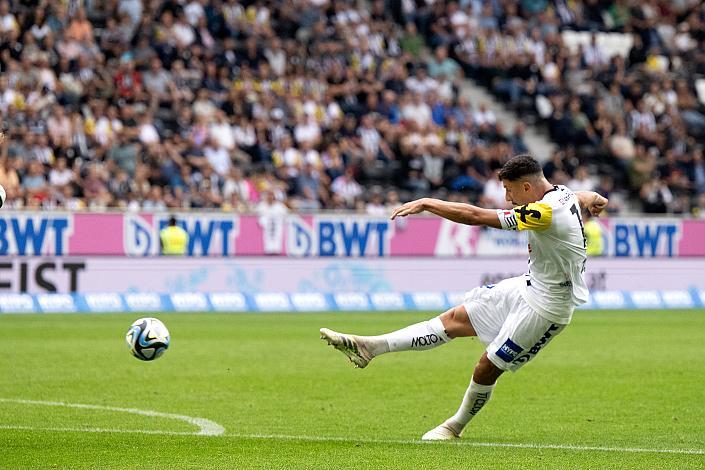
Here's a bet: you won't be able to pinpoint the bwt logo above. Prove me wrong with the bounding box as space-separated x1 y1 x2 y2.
512 324 560 365
610 222 680 257
0 215 72 255
125 214 239 256
287 217 393 257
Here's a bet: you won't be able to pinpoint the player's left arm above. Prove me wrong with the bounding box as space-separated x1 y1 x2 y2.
390 198 502 229
575 191 608 217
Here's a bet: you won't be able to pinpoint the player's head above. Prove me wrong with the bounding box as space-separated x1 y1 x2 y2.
168 216 177 226
497 155 550 206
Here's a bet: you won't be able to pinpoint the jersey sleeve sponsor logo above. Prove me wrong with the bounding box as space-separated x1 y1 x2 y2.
496 209 518 231
513 203 552 231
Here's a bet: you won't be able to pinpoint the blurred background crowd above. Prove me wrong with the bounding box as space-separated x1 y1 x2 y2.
0 0 704 216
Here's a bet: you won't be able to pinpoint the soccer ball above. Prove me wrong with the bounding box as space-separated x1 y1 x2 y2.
125 317 170 361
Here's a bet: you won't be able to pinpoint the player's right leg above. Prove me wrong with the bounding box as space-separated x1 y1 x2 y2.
319 304 476 368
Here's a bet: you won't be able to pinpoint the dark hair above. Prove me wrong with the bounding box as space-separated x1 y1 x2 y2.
168 216 177 226
497 155 543 181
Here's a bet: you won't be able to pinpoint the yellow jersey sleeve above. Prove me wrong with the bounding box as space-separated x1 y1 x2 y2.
513 203 553 231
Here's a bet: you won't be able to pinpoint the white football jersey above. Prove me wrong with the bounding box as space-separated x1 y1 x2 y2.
496 185 588 324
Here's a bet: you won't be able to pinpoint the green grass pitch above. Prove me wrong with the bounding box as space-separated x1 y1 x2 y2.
1 309 704 469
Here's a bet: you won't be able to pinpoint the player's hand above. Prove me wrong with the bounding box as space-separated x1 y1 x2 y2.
589 194 608 217
390 199 427 220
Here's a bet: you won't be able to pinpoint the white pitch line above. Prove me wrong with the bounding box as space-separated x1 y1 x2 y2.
0 398 225 436
223 433 705 456
0 424 199 436
1 423 703 456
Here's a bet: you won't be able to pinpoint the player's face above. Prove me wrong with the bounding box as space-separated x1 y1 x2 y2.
502 179 534 206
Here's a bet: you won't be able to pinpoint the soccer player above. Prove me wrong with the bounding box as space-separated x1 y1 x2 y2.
320 155 608 440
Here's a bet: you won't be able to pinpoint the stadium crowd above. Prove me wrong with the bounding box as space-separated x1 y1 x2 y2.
0 0 704 216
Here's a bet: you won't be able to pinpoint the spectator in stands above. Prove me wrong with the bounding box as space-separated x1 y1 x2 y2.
331 167 362 208
427 46 460 80
0 0 702 215
694 194 705 218
257 189 288 255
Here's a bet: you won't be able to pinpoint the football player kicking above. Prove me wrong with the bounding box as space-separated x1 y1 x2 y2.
320 155 608 440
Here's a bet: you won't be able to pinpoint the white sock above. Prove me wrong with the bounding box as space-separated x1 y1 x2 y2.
445 378 496 435
357 317 450 356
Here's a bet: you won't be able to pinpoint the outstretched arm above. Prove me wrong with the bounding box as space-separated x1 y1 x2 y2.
390 198 502 229
575 191 608 217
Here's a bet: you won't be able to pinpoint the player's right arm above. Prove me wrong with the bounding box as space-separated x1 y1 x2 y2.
390 198 502 229
575 191 608 216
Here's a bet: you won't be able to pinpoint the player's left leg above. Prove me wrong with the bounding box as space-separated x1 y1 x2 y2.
320 304 475 368
422 352 503 440
423 304 567 440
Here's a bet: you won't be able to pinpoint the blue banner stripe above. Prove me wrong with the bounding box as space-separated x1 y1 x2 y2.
0 291 703 313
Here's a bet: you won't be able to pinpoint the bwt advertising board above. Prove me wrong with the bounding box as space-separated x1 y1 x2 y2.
1 212 704 257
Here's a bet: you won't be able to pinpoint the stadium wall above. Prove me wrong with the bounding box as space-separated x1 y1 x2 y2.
2 211 703 313
1 211 704 257
0 257 704 313
0 289 702 314
2 257 705 294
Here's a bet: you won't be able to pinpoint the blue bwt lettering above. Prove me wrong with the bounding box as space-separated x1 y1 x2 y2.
0 217 70 255
613 223 678 257
318 221 390 257
157 219 235 256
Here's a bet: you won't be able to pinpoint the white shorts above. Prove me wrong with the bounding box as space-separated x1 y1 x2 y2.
463 276 566 372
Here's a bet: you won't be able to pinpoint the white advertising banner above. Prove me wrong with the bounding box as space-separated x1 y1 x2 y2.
1 257 704 294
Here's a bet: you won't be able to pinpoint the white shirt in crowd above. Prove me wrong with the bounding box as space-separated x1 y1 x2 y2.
567 176 596 192
583 43 607 68
365 202 387 216
184 1 205 26
139 122 160 145
205 146 231 176
95 117 123 146
172 20 195 47
223 179 251 202
473 109 497 126
331 175 362 205
233 124 256 147
257 200 288 254
483 176 508 208
358 127 381 156
50 168 74 186
210 121 236 150
405 76 438 96
0 12 18 33
630 109 657 134
294 120 321 145
264 47 286 76
401 102 432 128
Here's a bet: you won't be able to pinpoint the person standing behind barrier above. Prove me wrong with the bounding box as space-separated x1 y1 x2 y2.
160 216 189 255
583 209 604 256
257 190 288 255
